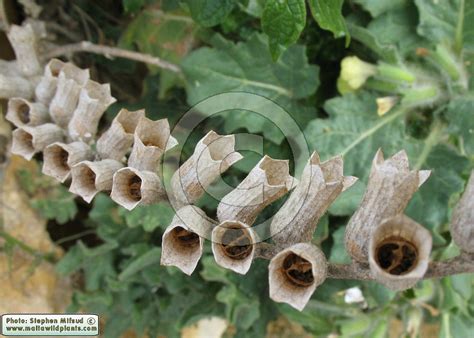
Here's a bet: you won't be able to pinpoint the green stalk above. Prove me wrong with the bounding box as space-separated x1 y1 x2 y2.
0 230 57 263
431 45 460 80
455 0 465 55
414 119 446 170
377 63 416 84
401 86 439 106
364 78 402 94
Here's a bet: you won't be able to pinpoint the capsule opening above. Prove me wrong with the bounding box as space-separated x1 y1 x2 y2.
282 253 314 287
220 227 252 260
375 236 418 275
128 175 142 202
17 102 31 124
82 166 97 191
172 226 200 247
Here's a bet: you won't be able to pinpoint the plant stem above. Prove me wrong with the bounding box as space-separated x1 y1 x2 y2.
42 41 182 73
258 245 474 280
0 230 57 263
455 0 465 55
413 119 446 170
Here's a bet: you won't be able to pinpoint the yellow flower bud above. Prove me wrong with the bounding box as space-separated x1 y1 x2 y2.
340 56 376 90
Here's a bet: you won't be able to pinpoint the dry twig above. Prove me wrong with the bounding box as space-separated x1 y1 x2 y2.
42 41 182 73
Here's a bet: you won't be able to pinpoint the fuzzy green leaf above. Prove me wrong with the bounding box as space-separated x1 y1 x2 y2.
353 0 408 17
261 0 306 60
446 96 474 156
120 9 196 97
183 0 237 27
31 185 77 225
307 0 349 45
121 202 175 232
181 33 319 144
406 144 469 238
415 0 474 51
119 247 161 280
304 92 411 180
348 22 399 63
216 284 261 329
366 4 429 57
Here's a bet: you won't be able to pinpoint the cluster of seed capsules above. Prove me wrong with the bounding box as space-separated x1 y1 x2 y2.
3 23 473 312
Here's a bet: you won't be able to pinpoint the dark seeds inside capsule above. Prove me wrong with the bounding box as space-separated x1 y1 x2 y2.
57 148 69 171
173 226 200 246
84 167 96 188
128 175 142 201
23 132 33 149
376 236 418 275
282 253 314 287
220 228 252 260
18 103 30 124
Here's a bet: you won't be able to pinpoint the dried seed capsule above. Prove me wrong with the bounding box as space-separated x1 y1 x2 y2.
268 243 327 311
217 155 296 225
7 23 42 76
42 142 93 183
170 131 242 209
211 220 258 274
271 152 357 246
68 80 116 142
127 117 178 172
110 167 165 210
96 109 145 161
451 171 474 253
161 205 216 275
0 74 34 99
0 60 20 76
11 124 64 160
345 149 430 263
368 214 432 290
69 159 123 203
49 63 90 128
35 59 65 105
6 98 49 127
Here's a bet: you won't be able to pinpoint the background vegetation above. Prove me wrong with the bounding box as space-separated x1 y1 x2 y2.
2 0 474 337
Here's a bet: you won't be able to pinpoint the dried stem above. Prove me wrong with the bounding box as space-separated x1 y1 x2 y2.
257 245 474 281
42 41 181 73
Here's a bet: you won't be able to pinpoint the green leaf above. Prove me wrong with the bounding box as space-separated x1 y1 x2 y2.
122 0 149 13
307 0 350 45
304 92 410 180
329 226 351 264
348 22 399 63
415 0 474 52
216 284 261 329
119 247 161 280
366 4 429 57
181 33 319 144
339 315 371 336
56 245 82 275
183 0 237 27
446 96 474 157
329 179 365 216
364 281 396 306
200 256 230 284
441 313 473 338
276 303 333 335
406 144 469 237
31 185 77 224
353 0 408 17
261 0 306 60
120 9 196 97
121 202 175 232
